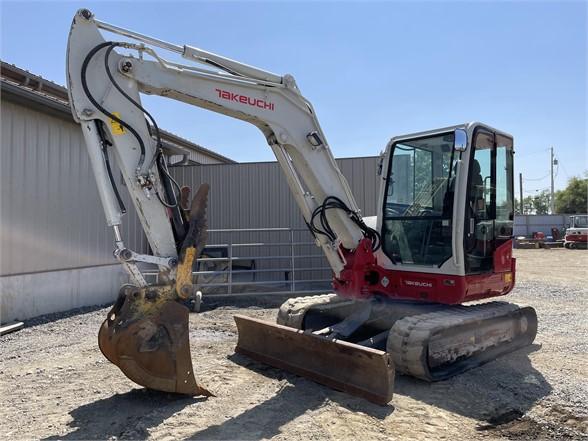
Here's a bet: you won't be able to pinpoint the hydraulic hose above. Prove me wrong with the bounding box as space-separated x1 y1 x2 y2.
80 41 146 173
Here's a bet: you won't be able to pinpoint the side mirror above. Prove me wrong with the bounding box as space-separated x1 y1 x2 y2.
454 128 467 152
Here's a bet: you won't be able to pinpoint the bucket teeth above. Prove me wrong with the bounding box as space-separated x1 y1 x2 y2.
98 286 212 397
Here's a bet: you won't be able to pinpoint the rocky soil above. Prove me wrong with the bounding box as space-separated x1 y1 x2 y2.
1 248 586 440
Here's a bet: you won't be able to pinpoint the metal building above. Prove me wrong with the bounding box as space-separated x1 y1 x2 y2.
172 157 380 230
514 214 578 237
0 62 234 323
171 157 380 291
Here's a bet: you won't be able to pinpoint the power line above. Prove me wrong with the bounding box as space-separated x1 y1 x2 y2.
523 172 550 182
523 188 549 194
559 162 571 179
514 147 551 158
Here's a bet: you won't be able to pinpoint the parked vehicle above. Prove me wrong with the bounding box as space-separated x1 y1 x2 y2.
564 215 588 249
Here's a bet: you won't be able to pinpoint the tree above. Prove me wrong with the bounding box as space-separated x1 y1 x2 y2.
515 196 536 214
531 190 550 214
555 174 588 213
515 192 550 214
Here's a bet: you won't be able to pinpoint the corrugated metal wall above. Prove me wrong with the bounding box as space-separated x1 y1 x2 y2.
169 150 225 165
171 157 380 230
514 214 577 237
171 157 381 283
0 95 379 282
0 99 145 276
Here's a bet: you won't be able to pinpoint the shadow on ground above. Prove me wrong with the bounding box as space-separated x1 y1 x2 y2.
42 389 204 440
40 344 549 440
188 345 550 440
395 344 551 426
187 353 394 440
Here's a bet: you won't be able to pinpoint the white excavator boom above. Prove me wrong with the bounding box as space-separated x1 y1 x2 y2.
66 8 383 399
67 9 371 284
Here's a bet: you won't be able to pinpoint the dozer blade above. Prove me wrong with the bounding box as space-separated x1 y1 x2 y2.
234 315 394 405
98 286 212 396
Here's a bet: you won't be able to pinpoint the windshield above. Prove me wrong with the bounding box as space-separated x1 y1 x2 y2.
382 132 457 266
572 216 588 228
385 133 457 218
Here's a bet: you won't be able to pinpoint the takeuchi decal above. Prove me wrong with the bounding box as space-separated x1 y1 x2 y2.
404 280 433 288
214 88 275 111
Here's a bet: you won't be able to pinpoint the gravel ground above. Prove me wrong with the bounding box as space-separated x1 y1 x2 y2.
1 248 587 440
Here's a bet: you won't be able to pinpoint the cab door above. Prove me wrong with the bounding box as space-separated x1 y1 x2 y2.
464 128 514 274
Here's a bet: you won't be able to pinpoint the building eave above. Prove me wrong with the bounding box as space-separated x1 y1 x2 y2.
1 61 235 164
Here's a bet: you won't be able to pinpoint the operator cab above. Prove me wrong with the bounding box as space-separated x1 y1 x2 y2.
569 215 588 229
381 123 515 275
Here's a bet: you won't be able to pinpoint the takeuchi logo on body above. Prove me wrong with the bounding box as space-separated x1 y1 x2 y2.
214 88 275 111
404 280 433 288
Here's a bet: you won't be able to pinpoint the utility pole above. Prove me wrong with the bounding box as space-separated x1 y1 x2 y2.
519 173 524 214
550 147 555 214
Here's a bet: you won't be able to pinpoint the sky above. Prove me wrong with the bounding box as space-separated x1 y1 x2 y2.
1 1 586 193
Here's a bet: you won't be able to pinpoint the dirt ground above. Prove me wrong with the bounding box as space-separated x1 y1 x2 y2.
1 248 587 440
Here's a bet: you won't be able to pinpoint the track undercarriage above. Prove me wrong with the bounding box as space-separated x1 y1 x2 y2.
235 294 537 404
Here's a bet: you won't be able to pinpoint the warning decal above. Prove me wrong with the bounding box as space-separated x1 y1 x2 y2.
109 112 125 135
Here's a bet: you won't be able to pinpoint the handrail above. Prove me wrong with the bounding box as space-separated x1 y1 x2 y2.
142 227 331 297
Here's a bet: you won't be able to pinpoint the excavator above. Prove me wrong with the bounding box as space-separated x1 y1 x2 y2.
66 9 537 404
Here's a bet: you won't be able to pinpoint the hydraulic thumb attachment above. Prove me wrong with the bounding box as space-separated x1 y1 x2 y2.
98 184 213 397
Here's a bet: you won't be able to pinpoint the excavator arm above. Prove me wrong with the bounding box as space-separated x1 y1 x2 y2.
67 9 388 401
67 9 376 281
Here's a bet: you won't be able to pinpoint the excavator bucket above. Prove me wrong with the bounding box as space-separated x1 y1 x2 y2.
98 184 213 397
98 287 211 396
234 315 394 405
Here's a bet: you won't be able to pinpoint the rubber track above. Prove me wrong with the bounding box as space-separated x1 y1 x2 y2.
277 293 352 329
387 301 531 381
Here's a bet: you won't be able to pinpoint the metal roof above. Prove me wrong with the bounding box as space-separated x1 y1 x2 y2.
0 60 236 164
